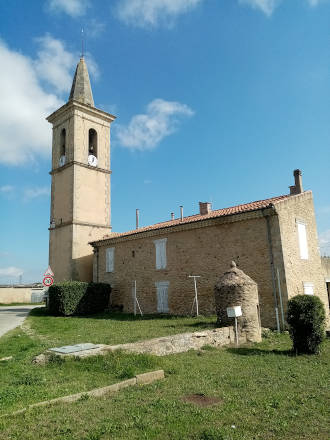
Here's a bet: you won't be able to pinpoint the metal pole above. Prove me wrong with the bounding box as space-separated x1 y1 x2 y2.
235 317 238 346
194 277 199 316
134 280 136 316
189 275 200 316
277 268 285 330
275 307 280 333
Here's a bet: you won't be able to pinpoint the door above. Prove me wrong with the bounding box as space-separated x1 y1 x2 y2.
156 281 169 313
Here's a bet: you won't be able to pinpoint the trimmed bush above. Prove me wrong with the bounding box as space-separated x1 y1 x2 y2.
287 295 326 354
48 281 111 316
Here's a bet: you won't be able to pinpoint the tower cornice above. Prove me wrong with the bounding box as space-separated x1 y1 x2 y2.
46 100 116 125
49 160 112 175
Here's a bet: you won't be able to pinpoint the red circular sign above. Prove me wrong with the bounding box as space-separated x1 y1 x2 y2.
43 276 54 287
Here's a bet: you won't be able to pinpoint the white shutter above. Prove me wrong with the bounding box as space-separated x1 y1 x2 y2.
297 221 308 260
155 281 169 313
106 247 114 272
304 282 314 295
154 238 167 269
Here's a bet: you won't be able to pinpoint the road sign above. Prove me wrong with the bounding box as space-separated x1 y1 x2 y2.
44 266 54 277
43 276 54 287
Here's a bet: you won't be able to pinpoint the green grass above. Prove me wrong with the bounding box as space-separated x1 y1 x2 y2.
0 309 215 416
0 311 329 439
26 308 216 346
0 303 43 306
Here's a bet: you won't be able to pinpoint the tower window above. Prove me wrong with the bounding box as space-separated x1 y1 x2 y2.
60 128 66 156
89 129 98 157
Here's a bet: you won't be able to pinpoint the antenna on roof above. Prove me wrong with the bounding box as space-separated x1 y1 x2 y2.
81 28 85 58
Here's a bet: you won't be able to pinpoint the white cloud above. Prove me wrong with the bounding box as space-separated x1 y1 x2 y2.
0 266 23 278
239 0 281 16
0 39 62 165
48 0 89 17
0 185 14 194
115 98 194 150
116 0 203 28
307 0 321 5
34 35 76 93
0 35 97 166
320 229 330 256
23 186 50 201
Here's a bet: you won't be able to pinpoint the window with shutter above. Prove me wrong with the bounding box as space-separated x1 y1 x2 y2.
303 282 314 295
153 238 167 269
155 281 169 313
297 220 308 260
106 247 114 272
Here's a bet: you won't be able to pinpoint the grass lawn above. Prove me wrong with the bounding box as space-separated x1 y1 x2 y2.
0 303 44 306
0 310 329 439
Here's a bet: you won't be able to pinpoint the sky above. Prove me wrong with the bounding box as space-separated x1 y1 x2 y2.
0 0 329 284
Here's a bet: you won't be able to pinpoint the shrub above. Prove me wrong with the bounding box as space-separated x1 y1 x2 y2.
287 295 326 354
48 281 111 316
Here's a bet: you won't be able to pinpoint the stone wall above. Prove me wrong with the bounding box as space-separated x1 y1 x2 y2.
275 192 329 321
0 287 41 304
321 257 330 280
53 327 247 358
93 191 328 328
94 210 281 328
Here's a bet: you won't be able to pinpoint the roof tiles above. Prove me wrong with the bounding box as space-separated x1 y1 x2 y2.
92 194 291 244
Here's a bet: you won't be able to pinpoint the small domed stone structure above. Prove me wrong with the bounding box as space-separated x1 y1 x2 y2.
214 261 261 342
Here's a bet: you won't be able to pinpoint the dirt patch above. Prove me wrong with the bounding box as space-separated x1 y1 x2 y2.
182 393 222 407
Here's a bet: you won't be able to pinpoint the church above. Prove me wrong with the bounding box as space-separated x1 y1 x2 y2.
47 57 329 329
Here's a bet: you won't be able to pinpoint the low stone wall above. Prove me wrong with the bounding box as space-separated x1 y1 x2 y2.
106 327 247 356
51 326 249 359
0 287 44 304
0 287 31 304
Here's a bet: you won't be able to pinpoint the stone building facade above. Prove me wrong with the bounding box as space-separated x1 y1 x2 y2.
91 178 329 329
48 58 329 329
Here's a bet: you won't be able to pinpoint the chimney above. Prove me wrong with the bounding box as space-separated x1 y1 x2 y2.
136 209 139 229
171 212 175 220
180 206 183 221
289 169 303 195
199 202 212 215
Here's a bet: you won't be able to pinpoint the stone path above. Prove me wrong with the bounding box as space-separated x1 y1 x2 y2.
0 305 43 338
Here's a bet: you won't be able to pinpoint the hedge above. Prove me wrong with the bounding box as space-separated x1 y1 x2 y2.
287 294 326 354
48 281 111 316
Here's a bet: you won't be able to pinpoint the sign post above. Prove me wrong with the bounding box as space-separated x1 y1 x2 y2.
226 306 242 346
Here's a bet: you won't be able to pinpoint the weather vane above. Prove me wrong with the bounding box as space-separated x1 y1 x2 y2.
81 28 84 58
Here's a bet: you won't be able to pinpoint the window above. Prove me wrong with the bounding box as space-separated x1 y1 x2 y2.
297 220 308 260
155 281 169 313
303 282 314 295
89 128 97 157
60 128 66 156
154 238 167 269
106 247 114 272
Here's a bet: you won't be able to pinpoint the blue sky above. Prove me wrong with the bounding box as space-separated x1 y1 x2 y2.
0 0 329 283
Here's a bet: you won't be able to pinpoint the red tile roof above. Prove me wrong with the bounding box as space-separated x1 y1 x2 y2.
91 194 291 245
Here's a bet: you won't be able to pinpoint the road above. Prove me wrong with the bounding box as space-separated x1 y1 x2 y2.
0 305 43 338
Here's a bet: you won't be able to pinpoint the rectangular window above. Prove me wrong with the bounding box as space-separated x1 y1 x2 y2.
303 282 314 295
297 220 308 260
106 247 114 272
153 238 167 270
155 281 169 313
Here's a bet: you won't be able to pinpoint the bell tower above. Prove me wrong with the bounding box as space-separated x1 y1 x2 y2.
47 57 116 282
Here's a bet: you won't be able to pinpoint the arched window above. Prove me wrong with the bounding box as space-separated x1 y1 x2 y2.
89 129 97 157
60 128 66 157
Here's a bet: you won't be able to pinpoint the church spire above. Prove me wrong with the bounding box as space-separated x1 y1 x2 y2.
68 57 94 107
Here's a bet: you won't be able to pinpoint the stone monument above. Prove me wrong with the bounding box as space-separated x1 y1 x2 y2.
214 261 261 342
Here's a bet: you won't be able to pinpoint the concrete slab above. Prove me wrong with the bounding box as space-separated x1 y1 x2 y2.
49 343 101 354
0 305 43 338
